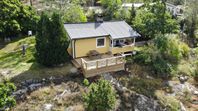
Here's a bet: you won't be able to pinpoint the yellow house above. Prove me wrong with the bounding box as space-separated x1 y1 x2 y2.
64 21 140 77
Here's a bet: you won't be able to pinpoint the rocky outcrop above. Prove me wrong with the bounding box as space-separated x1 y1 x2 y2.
103 73 165 111
166 81 198 96
117 90 165 111
12 75 78 102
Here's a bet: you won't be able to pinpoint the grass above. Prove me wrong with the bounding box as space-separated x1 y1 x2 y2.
177 47 198 77
0 36 37 73
0 36 74 83
119 76 162 97
155 90 180 111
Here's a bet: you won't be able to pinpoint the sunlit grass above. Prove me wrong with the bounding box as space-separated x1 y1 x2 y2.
0 36 37 73
0 36 73 82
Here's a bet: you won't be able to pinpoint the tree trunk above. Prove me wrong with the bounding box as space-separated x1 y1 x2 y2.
30 0 33 6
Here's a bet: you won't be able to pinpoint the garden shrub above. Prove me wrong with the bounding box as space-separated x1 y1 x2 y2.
83 79 89 86
180 42 190 57
0 81 16 110
133 34 187 78
83 79 116 111
133 50 152 65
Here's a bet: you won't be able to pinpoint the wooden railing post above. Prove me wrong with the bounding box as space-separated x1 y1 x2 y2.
116 57 118 64
81 58 88 70
80 58 82 66
123 55 126 63
96 61 98 69
85 62 87 70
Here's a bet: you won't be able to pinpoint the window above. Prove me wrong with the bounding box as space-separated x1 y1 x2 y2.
96 37 105 48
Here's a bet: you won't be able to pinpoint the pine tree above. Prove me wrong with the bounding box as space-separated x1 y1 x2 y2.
35 12 69 66
35 13 50 65
83 79 116 111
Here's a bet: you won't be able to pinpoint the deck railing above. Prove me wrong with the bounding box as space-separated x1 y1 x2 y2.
81 55 126 70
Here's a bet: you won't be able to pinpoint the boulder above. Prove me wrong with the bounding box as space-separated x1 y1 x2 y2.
0 70 11 76
180 102 186 111
28 83 42 91
70 67 78 74
118 91 164 111
43 104 53 111
132 93 163 111
193 91 198 95
178 75 189 84
12 88 28 101
171 82 198 95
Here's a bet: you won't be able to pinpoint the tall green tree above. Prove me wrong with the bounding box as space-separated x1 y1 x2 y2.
62 5 87 23
100 0 122 20
0 0 38 39
0 81 16 110
183 0 198 47
133 0 179 38
35 13 69 66
114 8 130 22
83 79 116 111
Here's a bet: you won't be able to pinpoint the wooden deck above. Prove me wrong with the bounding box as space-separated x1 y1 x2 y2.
72 55 126 78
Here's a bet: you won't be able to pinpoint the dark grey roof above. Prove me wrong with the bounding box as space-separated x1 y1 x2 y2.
64 21 140 40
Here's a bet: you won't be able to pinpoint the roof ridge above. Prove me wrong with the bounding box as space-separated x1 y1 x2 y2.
64 20 125 25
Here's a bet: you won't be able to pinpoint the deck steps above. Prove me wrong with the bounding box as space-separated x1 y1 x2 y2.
71 60 81 69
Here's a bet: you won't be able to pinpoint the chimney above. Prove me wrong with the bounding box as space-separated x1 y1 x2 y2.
95 14 103 23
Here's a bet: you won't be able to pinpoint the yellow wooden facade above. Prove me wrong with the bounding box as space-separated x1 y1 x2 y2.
67 36 134 58
75 37 110 58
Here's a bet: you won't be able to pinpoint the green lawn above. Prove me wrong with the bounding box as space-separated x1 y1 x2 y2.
0 36 36 74
0 36 73 83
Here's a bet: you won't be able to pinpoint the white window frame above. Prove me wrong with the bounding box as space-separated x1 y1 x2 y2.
96 37 106 48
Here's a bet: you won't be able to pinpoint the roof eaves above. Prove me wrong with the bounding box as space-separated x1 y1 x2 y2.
70 34 110 40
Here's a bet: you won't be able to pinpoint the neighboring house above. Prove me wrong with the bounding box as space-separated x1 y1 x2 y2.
122 3 144 9
64 21 140 77
166 3 183 17
86 2 144 13
122 2 183 17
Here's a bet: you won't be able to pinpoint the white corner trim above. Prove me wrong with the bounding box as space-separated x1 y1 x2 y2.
72 40 75 58
96 37 106 48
